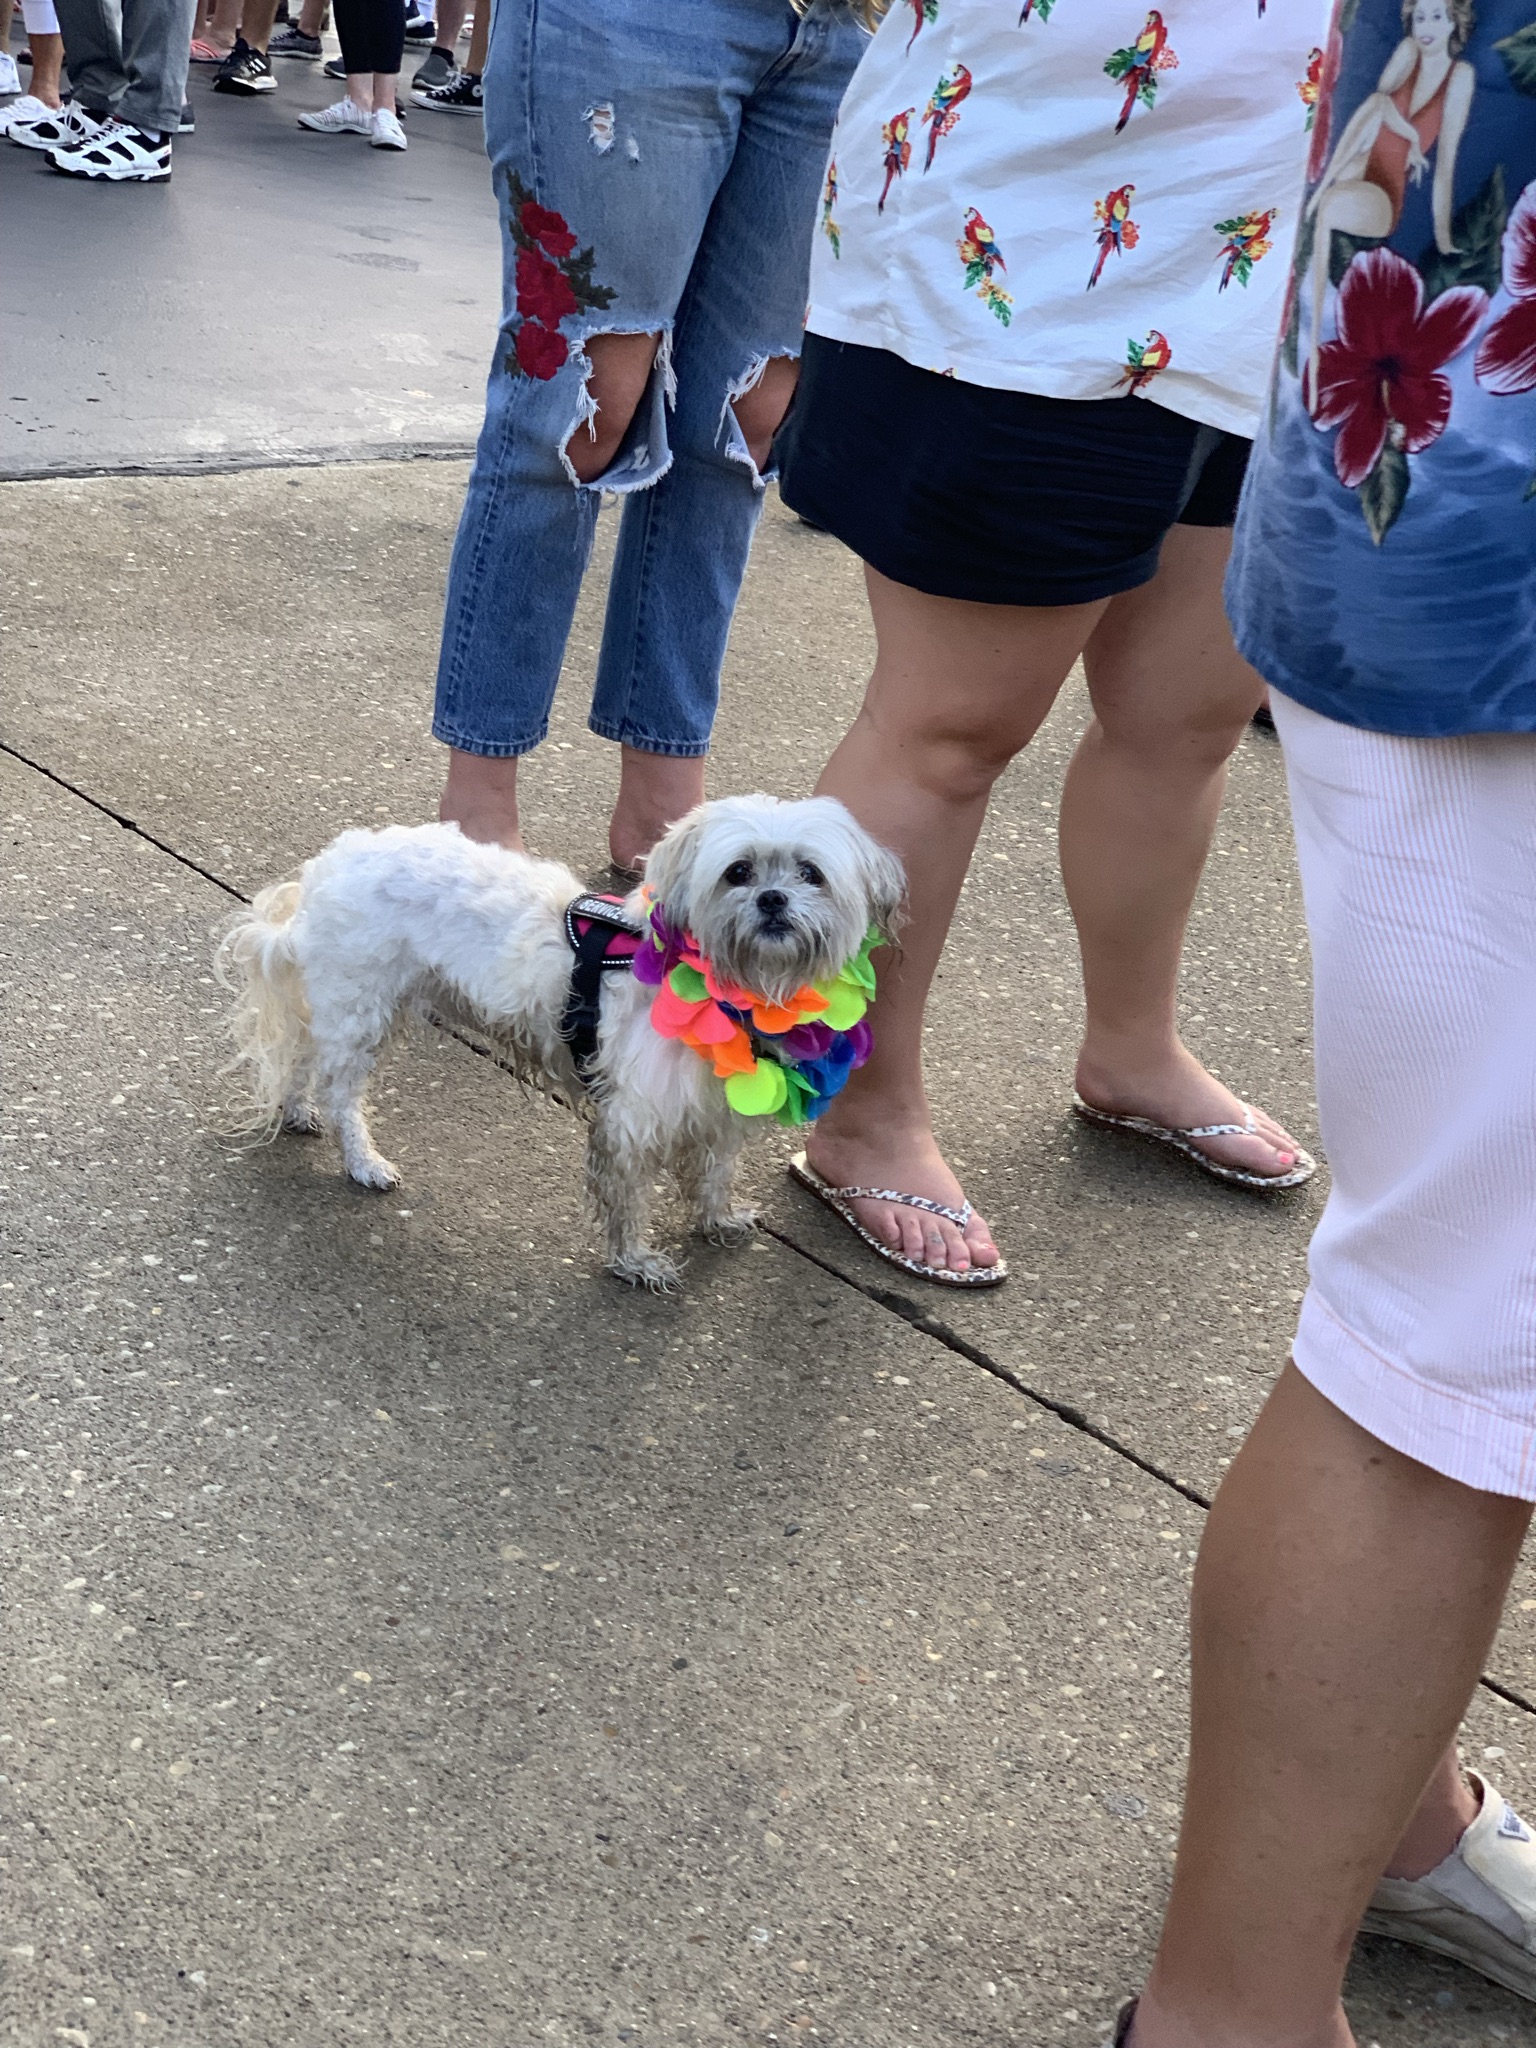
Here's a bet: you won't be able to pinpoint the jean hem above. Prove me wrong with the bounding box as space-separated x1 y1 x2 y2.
432 718 550 759
587 718 710 759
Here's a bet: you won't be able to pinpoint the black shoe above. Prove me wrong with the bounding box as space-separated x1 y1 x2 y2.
213 37 276 93
412 67 482 114
178 100 195 131
269 24 322 59
323 54 345 79
403 5 435 41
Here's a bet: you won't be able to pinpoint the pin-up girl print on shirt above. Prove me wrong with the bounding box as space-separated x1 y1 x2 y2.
1303 0 1476 404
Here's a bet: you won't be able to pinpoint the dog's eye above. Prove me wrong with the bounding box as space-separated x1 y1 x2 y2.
797 861 826 887
723 859 754 887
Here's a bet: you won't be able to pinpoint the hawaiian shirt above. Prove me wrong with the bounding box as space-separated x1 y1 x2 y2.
1228 0 1536 735
806 0 1334 435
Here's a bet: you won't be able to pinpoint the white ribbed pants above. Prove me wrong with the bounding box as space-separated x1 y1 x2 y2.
1275 691 1536 1499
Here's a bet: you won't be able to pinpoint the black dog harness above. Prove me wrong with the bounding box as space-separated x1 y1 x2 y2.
560 892 645 1080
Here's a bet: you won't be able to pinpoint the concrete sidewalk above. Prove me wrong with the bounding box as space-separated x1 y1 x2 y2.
3 467 1533 2048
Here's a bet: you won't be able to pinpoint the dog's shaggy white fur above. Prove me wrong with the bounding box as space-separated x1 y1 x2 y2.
216 794 903 1290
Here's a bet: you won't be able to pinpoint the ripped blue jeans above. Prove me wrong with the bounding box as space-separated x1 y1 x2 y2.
433 0 863 760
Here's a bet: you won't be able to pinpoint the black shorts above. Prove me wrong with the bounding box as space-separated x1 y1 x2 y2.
775 335 1251 609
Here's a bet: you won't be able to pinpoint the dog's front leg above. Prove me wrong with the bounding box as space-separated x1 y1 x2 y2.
587 1108 678 1293
679 1126 756 1246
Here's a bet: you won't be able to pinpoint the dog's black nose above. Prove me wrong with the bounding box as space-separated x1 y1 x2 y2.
756 889 789 916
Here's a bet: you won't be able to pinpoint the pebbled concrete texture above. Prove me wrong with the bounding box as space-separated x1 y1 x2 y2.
0 39 499 479
3 463 1534 1706
1 470 1534 2048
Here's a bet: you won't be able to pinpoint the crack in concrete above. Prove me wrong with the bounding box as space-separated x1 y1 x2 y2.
0 442 476 486
5 729 1533 1724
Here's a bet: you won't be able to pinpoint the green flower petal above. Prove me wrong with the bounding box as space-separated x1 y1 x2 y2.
669 963 708 1001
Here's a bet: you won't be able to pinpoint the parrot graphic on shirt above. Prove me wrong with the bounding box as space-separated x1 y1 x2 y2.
921 64 972 172
820 156 842 259
1104 11 1179 133
1119 328 1171 392
1019 0 1060 20
1214 208 1276 290
957 206 1013 324
1298 46 1323 128
906 0 939 52
878 108 915 214
1088 184 1138 290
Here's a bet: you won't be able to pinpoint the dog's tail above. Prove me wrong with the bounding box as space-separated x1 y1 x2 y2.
214 879 312 1136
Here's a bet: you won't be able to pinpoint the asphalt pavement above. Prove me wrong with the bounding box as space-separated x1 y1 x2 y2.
2 23 1534 2048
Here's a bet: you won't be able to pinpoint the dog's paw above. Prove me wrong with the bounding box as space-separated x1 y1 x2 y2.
282 1101 323 1135
609 1248 682 1294
347 1155 401 1192
703 1207 758 1247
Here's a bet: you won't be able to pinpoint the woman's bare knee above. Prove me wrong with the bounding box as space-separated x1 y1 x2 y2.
729 355 800 473
564 330 662 485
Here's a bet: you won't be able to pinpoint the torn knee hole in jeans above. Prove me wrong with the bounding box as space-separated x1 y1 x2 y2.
721 353 797 486
559 328 676 490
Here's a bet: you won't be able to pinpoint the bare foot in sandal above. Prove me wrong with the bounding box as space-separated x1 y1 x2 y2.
802 1111 1002 1277
1075 1038 1308 1183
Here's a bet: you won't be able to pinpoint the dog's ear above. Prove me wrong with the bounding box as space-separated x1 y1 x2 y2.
639 804 712 932
856 833 907 945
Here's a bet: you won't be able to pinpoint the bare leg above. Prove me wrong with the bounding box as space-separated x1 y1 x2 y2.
27 29 64 103
440 332 664 854
239 0 282 51
201 0 242 53
297 0 324 35
1066 524 1304 1178
344 69 373 107
1130 1365 1531 2048
807 567 1102 1273
464 0 487 72
427 0 466 45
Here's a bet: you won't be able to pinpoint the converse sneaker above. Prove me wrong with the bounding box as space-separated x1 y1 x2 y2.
296 95 370 135
412 66 481 114
213 37 276 93
0 50 22 96
1362 1773 1536 2001
7 97 105 151
410 44 455 92
403 4 436 42
48 118 172 181
369 105 407 150
269 24 322 59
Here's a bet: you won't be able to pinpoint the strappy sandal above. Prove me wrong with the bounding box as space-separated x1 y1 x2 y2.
1072 1095 1316 1191
189 37 231 59
787 1151 1008 1288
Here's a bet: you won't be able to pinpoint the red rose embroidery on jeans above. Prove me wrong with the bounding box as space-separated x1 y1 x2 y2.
504 170 617 381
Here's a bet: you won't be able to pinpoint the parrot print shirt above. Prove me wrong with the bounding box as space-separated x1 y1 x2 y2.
809 0 1334 435
1228 0 1536 735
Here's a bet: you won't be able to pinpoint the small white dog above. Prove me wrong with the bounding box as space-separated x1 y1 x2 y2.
216 795 903 1290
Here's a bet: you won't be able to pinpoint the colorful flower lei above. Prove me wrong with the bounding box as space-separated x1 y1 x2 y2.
631 894 881 1125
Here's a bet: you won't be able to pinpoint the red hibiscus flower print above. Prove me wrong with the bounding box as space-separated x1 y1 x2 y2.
515 322 570 381
1313 247 1485 488
1475 182 1536 396
519 199 578 261
515 245 579 328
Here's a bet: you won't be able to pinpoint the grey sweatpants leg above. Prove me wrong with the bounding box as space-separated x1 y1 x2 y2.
55 0 196 134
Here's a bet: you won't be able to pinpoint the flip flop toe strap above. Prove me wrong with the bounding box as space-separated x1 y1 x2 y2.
829 1184 973 1231
1177 1107 1259 1140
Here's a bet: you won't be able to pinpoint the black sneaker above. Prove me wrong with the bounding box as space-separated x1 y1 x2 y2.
403 5 436 42
412 67 481 114
178 100 195 131
323 54 345 79
411 45 455 91
269 24 322 59
213 37 276 94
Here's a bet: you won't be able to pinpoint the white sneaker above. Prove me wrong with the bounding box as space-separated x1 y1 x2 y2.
0 93 55 135
369 106 407 150
48 117 172 181
296 96 371 135
7 97 105 151
0 51 22 95
1362 1773 1536 2001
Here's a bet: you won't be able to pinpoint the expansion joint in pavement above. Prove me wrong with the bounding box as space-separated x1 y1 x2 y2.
6 728 1534 1726
0 442 478 487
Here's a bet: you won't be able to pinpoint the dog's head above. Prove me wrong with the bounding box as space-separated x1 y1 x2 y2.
641 795 905 1005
